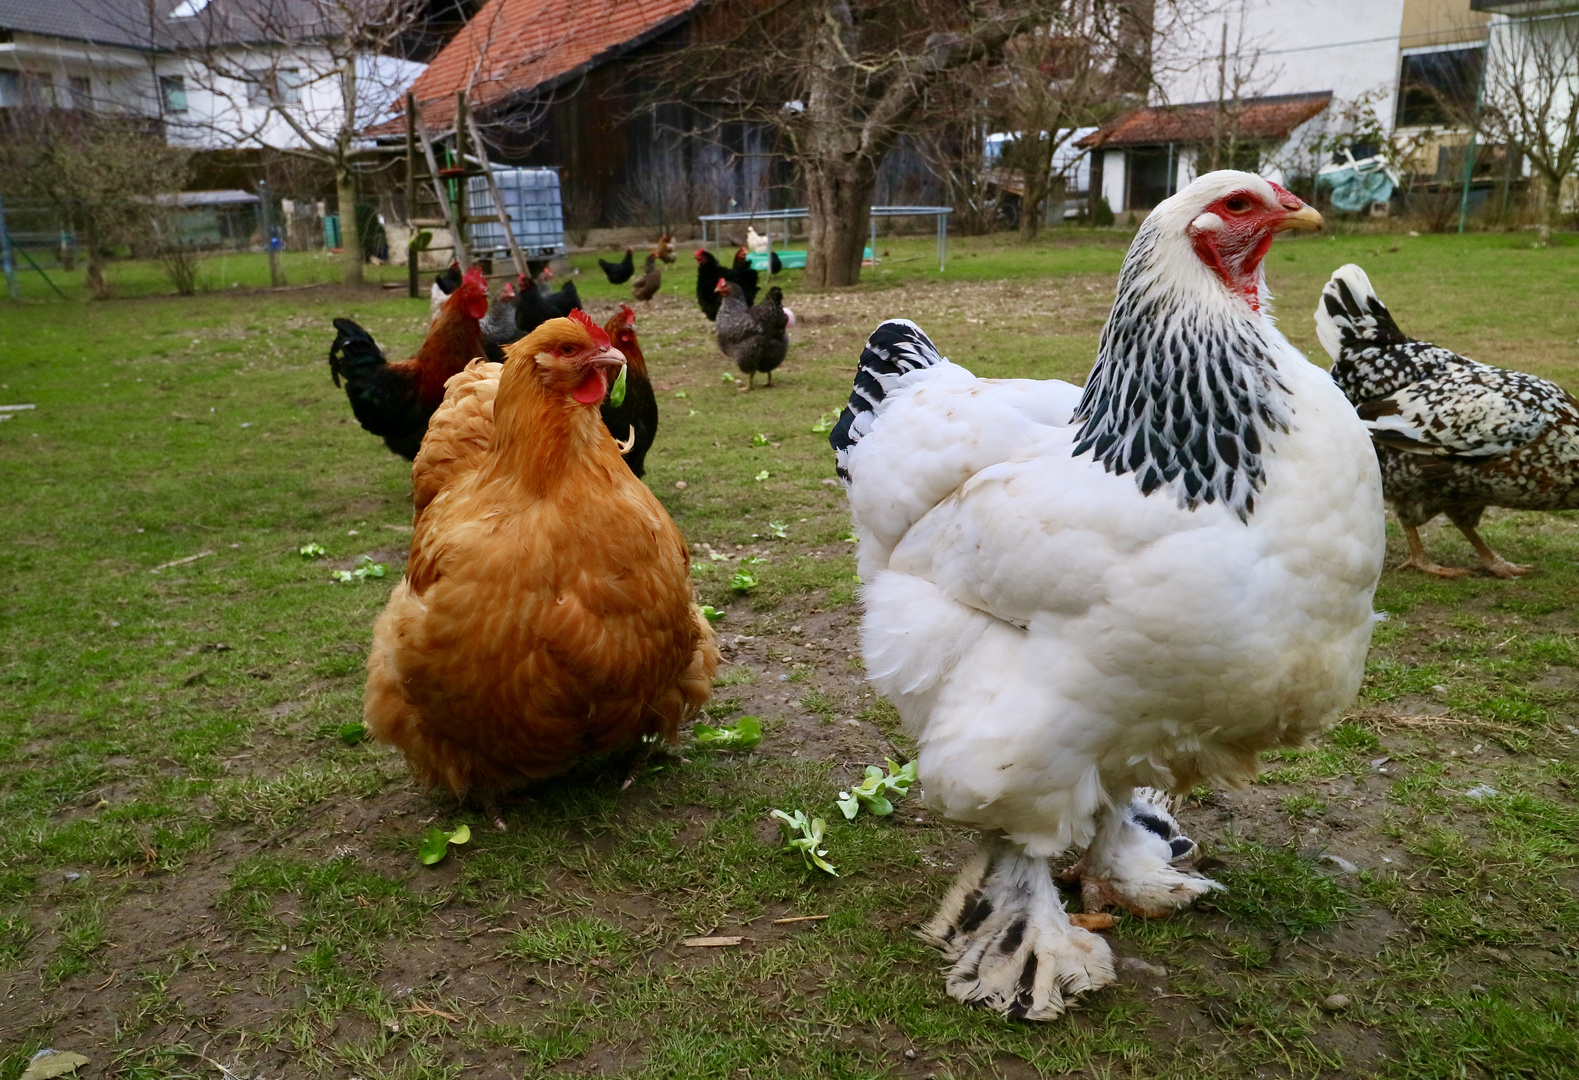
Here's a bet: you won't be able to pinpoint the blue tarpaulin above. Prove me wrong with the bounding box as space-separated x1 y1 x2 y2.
1317 158 1396 213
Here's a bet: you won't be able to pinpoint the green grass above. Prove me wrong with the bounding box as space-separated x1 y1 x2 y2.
2 229 1578 1079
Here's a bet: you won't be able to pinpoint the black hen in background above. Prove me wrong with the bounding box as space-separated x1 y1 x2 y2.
599 247 635 284
695 249 725 320
513 268 583 335
601 305 660 478
729 246 760 306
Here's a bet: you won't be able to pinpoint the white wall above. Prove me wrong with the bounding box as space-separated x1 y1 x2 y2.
1158 1 1407 129
1102 149 1127 212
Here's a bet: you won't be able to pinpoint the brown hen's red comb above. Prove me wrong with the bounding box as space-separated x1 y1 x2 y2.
618 304 635 325
568 307 611 349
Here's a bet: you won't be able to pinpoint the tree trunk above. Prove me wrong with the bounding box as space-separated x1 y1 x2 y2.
84 220 109 300
1537 173 1561 245
335 162 363 286
804 159 877 288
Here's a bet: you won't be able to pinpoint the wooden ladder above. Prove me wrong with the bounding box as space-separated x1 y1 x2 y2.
404 92 528 298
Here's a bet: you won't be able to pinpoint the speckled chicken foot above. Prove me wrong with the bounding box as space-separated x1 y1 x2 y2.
1453 522 1532 578
1058 789 1221 919
1396 524 1475 578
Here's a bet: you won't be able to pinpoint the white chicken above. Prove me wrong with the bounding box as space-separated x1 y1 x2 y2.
745 225 770 255
829 171 1385 1021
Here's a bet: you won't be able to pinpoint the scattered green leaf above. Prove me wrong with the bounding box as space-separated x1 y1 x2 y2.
337 722 368 745
673 390 688 398
754 470 770 482
418 823 471 866
298 542 326 558
722 372 738 383
837 759 917 820
771 809 837 875
609 365 627 407
731 568 758 592
751 432 769 446
333 555 388 584
811 412 836 434
694 715 762 750
700 605 724 624
767 520 788 539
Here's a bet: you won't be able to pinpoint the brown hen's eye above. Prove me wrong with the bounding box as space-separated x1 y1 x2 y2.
559 343 576 356
1224 196 1252 213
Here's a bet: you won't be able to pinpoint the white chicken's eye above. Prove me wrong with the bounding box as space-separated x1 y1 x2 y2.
1224 196 1252 214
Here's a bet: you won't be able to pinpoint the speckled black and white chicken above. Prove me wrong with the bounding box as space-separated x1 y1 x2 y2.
1316 264 1579 578
829 172 1385 1021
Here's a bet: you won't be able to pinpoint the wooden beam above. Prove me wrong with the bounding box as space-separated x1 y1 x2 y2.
405 91 419 298
414 101 469 270
464 107 527 277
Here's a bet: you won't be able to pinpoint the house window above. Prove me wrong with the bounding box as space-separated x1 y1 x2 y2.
161 74 188 113
1126 147 1174 210
1397 47 1484 127
0 70 18 108
247 69 301 107
69 75 92 108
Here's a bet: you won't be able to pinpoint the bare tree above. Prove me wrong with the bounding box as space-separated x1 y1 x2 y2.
648 2 1073 287
134 0 429 285
1476 9 1579 243
913 76 1003 236
1202 0 1280 173
0 106 191 298
992 1 1158 239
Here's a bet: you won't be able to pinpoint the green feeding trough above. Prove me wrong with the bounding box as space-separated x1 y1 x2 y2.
700 206 953 272
744 249 875 271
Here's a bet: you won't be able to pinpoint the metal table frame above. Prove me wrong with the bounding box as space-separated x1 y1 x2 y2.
697 205 954 272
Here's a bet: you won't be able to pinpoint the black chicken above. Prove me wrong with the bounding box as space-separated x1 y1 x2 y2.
599 247 635 285
601 305 660 478
694 248 726 320
729 246 760 306
715 280 788 391
514 267 583 336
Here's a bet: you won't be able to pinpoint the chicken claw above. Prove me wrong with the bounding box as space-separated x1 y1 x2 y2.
919 836 1114 1021
1060 789 1221 919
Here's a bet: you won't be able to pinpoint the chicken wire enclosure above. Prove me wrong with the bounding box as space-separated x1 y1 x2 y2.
466 168 566 259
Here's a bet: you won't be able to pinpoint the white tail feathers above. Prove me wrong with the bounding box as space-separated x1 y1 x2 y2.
1315 263 1408 361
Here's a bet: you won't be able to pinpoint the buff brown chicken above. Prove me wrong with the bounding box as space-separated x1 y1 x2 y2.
364 310 720 817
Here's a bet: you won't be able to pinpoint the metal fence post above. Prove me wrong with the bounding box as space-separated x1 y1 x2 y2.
258 180 282 287
0 189 18 300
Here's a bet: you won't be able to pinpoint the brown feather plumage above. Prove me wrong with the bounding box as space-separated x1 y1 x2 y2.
365 318 720 798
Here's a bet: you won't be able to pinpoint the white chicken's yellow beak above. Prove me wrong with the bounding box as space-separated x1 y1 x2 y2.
1274 204 1324 233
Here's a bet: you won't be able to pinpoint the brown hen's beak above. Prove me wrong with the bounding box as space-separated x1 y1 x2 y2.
1274 204 1323 233
589 346 626 379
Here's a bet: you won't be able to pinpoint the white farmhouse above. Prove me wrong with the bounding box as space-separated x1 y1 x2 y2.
1082 0 1499 213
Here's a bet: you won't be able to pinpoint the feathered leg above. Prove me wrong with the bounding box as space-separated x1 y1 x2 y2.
1060 789 1221 918
918 835 1114 1021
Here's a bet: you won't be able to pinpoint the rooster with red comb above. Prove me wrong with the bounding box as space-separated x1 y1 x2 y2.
329 265 492 460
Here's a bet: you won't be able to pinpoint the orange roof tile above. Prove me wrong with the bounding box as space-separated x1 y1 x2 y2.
380 0 701 133
1077 92 1332 149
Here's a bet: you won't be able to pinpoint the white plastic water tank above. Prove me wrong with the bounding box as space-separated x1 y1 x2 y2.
466 168 566 257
